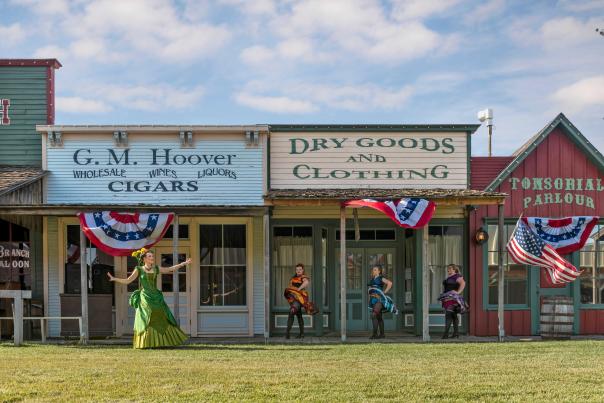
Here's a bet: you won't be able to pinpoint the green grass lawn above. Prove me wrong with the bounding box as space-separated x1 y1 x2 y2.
1 341 603 402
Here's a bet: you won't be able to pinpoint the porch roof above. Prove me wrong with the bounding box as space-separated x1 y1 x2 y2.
0 166 47 198
265 188 506 206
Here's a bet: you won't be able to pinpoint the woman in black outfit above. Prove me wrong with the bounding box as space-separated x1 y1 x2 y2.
439 264 467 339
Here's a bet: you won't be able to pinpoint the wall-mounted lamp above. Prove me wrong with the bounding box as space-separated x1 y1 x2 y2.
48 131 62 147
113 131 128 146
245 130 259 146
179 131 193 147
475 227 489 245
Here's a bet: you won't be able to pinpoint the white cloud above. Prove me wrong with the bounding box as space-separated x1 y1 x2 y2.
235 81 413 113
32 44 68 60
391 0 461 21
57 96 112 113
235 92 317 114
551 75 604 114
540 16 599 49
0 23 27 45
463 0 506 23
58 83 205 114
236 0 455 67
14 0 232 64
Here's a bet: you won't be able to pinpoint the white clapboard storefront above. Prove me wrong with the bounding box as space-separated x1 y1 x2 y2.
39 126 268 339
270 132 468 189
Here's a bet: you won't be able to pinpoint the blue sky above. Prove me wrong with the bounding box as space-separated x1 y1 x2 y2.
1 0 602 155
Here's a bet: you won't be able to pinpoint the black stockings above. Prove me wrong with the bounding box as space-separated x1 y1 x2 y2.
371 302 384 337
286 301 304 338
443 310 459 338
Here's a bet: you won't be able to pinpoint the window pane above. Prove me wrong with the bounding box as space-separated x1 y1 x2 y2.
223 225 246 265
579 223 604 304
200 266 222 306
163 224 189 239
375 229 396 240
223 266 246 305
160 253 187 292
488 258 528 305
200 225 222 265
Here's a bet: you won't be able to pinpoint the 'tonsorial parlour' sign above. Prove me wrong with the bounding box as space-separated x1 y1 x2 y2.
45 135 263 205
270 132 468 189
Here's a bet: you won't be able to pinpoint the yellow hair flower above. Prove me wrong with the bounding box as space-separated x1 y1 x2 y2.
131 247 148 260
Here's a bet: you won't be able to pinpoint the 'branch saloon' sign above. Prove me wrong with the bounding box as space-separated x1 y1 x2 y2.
46 136 264 205
270 132 468 189
0 242 29 269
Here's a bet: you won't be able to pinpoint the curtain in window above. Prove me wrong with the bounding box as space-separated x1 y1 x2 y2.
272 234 313 307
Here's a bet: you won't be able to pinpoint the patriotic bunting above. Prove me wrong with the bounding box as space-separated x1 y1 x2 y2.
522 216 599 254
77 212 174 256
342 198 435 229
507 219 581 284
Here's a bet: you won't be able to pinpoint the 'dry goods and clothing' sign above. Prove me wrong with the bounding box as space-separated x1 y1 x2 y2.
270 132 468 189
46 136 263 205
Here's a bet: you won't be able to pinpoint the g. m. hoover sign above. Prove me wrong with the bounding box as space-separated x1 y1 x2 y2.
270 132 468 189
45 136 264 205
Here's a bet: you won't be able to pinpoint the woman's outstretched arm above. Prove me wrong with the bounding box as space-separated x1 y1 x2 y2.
159 258 192 274
107 269 138 285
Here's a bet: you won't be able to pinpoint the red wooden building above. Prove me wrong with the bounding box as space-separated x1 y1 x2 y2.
469 113 604 336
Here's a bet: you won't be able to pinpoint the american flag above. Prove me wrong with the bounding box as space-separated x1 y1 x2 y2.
506 219 582 284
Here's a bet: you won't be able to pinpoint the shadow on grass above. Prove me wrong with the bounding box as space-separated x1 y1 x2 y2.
47 344 334 352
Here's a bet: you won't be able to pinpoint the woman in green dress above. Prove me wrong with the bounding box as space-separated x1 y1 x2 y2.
107 248 191 349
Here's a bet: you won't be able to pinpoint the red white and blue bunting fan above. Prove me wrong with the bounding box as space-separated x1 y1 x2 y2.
342 198 436 228
522 216 599 254
77 212 174 256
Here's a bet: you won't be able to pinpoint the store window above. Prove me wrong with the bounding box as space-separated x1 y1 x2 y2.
579 223 604 305
486 224 528 305
321 228 329 310
64 225 115 302
428 225 463 303
272 226 313 309
200 224 247 306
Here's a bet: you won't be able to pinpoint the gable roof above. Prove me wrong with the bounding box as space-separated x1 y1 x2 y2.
485 113 604 192
471 156 515 190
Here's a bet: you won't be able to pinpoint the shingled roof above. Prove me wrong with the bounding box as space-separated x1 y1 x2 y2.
0 166 47 197
266 188 506 202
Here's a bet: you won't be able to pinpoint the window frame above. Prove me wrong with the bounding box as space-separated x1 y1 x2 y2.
577 219 604 309
198 218 252 312
482 218 532 310
426 222 466 310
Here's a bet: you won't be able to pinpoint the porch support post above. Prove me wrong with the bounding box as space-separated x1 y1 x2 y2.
172 215 180 325
497 203 505 341
422 226 430 342
263 211 270 340
340 205 347 342
79 228 89 344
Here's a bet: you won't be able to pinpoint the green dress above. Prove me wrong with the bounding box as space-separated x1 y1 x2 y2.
132 265 187 349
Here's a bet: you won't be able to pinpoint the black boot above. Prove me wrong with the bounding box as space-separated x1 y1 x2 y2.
285 314 294 339
452 313 459 338
370 315 379 339
295 314 304 339
442 312 452 339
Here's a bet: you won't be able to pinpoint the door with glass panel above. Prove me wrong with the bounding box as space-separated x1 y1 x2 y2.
124 247 191 334
336 247 397 332
156 247 191 333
